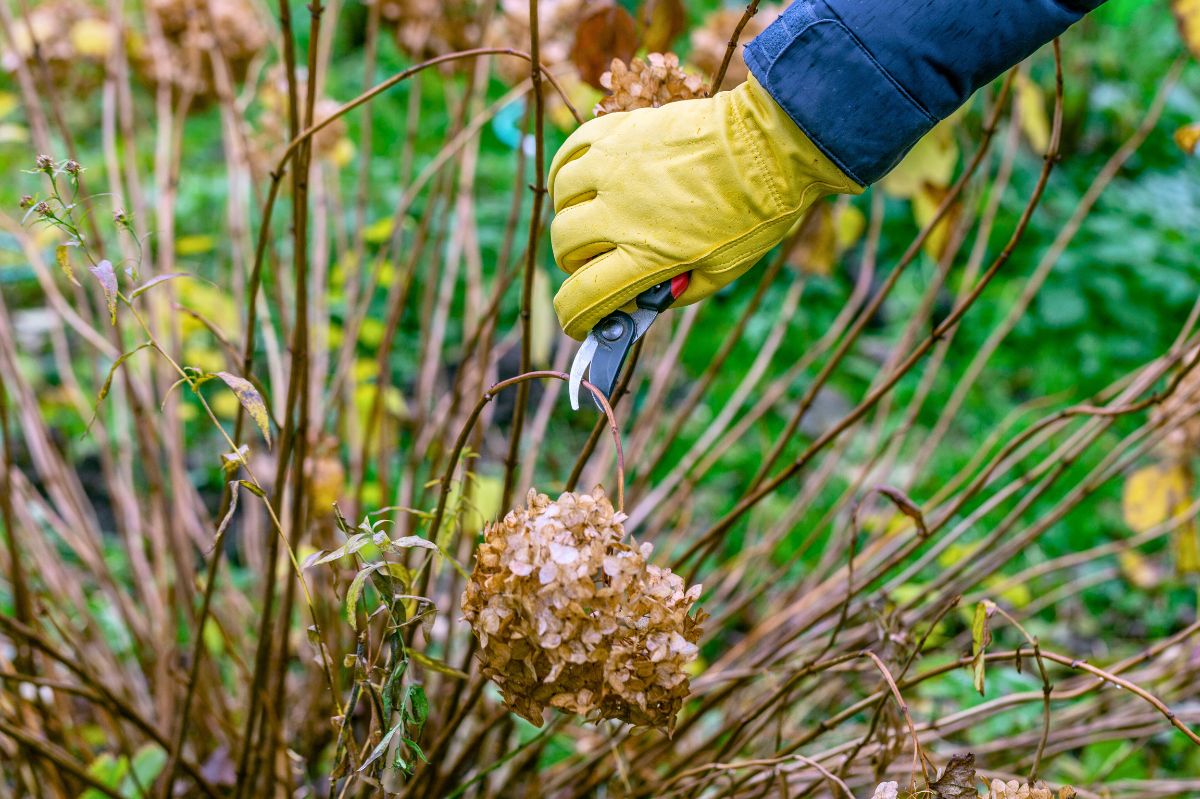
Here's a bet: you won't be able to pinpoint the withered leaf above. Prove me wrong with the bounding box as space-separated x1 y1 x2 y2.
216 371 272 447
56 244 79 285
1175 122 1200 155
131 272 191 299
639 0 686 53
1173 0 1200 59
931 753 979 799
572 4 638 90
88 258 119 324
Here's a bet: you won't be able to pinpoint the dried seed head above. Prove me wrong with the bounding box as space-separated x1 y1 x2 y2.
688 5 783 88
462 487 704 733
62 159 82 175
33 201 52 218
19 195 34 209
35 154 54 172
593 54 708 117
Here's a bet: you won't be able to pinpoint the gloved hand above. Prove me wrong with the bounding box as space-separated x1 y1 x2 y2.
548 74 861 341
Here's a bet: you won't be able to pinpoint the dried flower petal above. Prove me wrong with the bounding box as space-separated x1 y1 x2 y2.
462 488 704 733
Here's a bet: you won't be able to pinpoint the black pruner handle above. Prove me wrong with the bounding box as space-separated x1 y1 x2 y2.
636 272 691 313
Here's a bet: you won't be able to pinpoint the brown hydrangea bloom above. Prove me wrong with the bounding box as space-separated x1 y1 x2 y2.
593 53 708 117
140 0 269 98
988 780 1076 799
462 488 704 734
0 0 113 92
379 0 480 67
688 5 782 88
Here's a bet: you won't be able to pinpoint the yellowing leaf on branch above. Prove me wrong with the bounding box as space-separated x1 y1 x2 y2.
216 371 272 447
1172 0 1200 59
1122 463 1190 533
1015 71 1050 153
1175 122 1200 155
913 182 962 262
880 115 959 200
88 259 119 324
639 0 686 53
970 599 996 696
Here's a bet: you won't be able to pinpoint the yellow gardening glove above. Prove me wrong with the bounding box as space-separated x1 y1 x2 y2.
549 74 861 341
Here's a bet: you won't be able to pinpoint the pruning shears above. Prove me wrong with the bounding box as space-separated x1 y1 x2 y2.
568 272 691 411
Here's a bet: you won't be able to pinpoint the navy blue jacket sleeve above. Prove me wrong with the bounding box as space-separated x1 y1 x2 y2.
744 0 1105 185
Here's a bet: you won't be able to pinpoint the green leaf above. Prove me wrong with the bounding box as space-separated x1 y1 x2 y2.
88 258 119 324
130 272 191 300
409 650 468 680
358 723 401 772
389 535 438 552
405 684 429 727
216 371 272 447
120 744 166 798
81 753 127 799
346 562 387 630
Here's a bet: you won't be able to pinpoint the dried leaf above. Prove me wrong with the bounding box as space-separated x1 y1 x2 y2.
870 782 899 799
216 371 271 447
1175 122 1200 155
88 258 119 324
572 4 638 90
1172 0 1200 59
640 0 685 53
358 724 401 772
389 535 439 552
931 753 978 799
971 600 995 696
131 272 191 299
55 244 79 285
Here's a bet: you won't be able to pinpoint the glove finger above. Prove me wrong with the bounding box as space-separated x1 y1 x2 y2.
549 152 600 214
554 248 687 341
550 200 615 274
547 112 627 205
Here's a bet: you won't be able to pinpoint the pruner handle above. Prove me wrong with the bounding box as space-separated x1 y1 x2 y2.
636 272 691 313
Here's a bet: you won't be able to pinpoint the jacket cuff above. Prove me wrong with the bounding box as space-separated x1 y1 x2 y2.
744 0 1096 186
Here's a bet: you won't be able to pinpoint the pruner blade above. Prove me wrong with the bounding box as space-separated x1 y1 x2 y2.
566 272 691 411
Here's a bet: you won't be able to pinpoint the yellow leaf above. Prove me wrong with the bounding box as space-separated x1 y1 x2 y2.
1122 463 1189 533
835 203 867 250
1172 0 1200 59
530 268 555 368
363 217 394 245
787 203 837 276
55 244 78 285
880 117 959 199
216 371 272 447
1015 71 1050 154
912 183 960 262
1175 122 1200 155
183 344 225 375
175 234 215 256
329 136 355 168
69 18 115 60
1175 517 1200 575
1118 549 1162 590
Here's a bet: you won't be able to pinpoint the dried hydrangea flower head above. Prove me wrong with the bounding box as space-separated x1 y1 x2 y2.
462 488 704 734
594 53 708 117
688 5 783 88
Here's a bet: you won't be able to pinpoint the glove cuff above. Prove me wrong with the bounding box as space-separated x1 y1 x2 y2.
731 75 864 206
